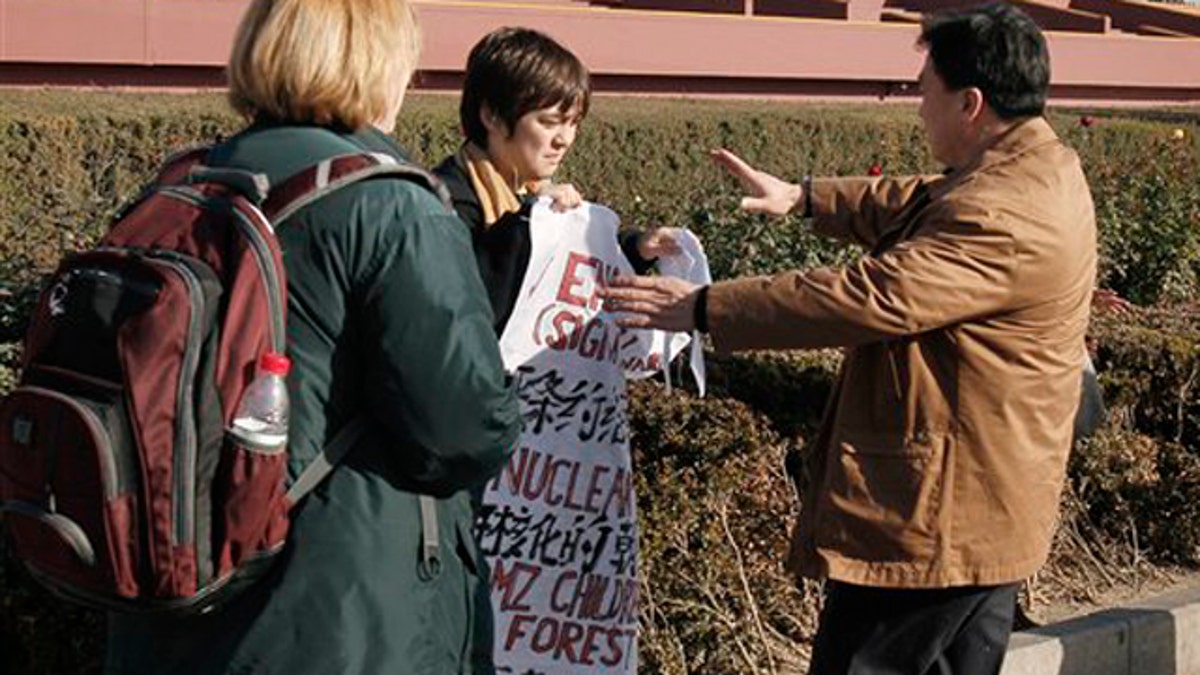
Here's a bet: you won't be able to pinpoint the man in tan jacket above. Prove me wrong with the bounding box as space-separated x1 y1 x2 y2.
602 3 1096 673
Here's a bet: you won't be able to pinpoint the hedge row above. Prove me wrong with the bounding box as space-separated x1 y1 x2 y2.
0 92 1198 674
2 92 1198 302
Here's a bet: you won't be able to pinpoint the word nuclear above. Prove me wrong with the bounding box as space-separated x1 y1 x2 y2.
489 446 636 518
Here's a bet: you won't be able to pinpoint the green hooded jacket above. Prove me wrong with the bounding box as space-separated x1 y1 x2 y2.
105 123 520 675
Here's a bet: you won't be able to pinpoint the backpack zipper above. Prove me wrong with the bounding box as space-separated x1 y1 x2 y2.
0 500 96 567
13 385 119 502
230 206 286 353
143 253 205 549
159 187 286 353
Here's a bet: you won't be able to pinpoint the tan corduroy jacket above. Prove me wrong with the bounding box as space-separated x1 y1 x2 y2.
707 118 1097 588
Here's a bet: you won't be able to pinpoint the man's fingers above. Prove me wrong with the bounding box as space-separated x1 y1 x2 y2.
611 299 667 317
710 148 754 178
545 183 583 212
600 292 662 321
600 288 663 306
710 147 748 170
600 285 674 316
605 274 666 290
740 197 771 213
614 315 652 329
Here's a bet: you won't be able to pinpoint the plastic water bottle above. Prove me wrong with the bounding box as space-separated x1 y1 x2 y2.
229 352 290 448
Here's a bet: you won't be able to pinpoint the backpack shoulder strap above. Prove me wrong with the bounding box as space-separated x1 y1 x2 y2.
269 153 450 572
285 416 366 505
110 145 222 224
263 152 453 226
155 146 213 187
285 416 442 573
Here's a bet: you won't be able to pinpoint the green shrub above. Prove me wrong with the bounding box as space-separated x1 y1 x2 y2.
629 381 815 673
1093 308 1200 452
1070 428 1200 567
2 93 1197 297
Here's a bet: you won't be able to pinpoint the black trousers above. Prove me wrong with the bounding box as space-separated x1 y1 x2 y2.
807 581 1019 675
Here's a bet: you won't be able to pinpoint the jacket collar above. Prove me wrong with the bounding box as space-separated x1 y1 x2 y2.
930 116 1060 200
974 116 1059 172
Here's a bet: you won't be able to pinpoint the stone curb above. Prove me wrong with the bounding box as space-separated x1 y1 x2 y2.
1001 586 1200 675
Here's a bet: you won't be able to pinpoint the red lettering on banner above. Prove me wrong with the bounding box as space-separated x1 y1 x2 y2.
545 569 640 624
491 559 541 612
556 252 599 308
531 616 559 653
548 310 584 351
582 623 607 666
599 467 635 519
557 621 584 663
573 573 609 621
550 569 577 614
545 458 581 508
492 446 556 504
562 459 585 511
585 464 611 513
492 445 528 495
605 627 632 668
556 251 621 311
504 613 538 651
507 615 636 666
532 307 627 367
577 317 605 360
620 350 662 375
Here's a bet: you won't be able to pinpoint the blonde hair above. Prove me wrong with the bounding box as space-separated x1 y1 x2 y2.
228 0 421 130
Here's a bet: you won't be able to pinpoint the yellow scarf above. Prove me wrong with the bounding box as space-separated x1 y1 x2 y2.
455 143 539 227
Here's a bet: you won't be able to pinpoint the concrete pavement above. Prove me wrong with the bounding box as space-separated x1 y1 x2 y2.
1002 586 1200 675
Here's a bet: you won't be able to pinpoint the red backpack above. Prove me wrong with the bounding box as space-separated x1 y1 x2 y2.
0 146 448 614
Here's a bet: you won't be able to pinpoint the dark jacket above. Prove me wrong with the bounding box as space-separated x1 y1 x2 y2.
106 124 520 674
433 154 653 335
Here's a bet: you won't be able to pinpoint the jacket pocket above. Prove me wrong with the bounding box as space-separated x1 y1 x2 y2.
817 431 947 562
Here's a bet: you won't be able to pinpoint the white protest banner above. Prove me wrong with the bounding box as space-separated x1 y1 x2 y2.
476 199 706 674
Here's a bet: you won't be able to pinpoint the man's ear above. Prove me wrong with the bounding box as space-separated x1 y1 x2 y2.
961 87 986 122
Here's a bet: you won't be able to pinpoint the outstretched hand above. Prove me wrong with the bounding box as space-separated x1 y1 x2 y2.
710 148 803 216
599 275 700 332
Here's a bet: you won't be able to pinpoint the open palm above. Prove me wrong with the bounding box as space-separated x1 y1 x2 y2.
710 148 802 216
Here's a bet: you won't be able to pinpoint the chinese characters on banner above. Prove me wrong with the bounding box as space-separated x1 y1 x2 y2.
477 200 702 674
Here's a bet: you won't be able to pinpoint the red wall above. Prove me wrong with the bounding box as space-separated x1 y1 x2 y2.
2 0 1198 105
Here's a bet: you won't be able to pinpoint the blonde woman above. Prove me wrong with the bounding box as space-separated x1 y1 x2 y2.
105 1 519 673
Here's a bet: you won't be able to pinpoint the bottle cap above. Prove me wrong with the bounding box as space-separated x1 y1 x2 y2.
260 352 291 376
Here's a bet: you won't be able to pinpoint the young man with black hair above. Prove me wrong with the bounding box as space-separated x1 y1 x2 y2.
602 4 1097 673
